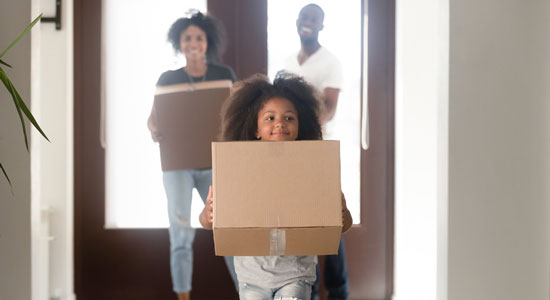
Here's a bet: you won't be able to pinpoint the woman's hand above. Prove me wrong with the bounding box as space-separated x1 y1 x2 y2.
199 185 214 229
150 128 163 142
147 105 163 142
341 192 353 233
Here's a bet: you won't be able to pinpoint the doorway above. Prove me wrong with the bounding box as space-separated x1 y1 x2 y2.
74 0 394 299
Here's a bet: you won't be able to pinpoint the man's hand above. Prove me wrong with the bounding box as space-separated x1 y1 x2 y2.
320 87 340 124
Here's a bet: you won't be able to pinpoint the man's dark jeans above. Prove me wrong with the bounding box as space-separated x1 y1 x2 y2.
312 238 349 300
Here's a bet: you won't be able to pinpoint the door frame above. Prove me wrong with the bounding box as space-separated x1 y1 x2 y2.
343 0 396 299
73 0 394 299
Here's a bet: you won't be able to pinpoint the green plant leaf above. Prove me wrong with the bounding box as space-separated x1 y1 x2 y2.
0 162 14 194
0 14 42 58
0 59 12 68
1 65 50 149
15 86 50 143
0 13 47 191
0 66 29 150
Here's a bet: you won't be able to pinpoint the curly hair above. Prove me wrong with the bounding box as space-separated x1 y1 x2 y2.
167 11 225 63
220 71 323 142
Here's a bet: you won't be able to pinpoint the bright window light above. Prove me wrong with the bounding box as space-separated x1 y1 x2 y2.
104 0 207 228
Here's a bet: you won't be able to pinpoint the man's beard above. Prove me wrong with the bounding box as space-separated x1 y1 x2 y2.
300 35 318 45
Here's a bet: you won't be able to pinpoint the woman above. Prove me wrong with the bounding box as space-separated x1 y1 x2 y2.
148 11 238 300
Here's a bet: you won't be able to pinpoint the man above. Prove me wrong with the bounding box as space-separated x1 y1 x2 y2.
282 4 348 300
282 3 343 126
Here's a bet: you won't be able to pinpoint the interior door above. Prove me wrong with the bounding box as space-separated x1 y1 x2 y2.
263 1 395 299
74 1 266 299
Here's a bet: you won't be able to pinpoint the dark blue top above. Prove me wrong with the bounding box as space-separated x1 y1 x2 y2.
156 63 236 86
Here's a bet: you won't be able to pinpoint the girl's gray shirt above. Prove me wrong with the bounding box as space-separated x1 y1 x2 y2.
234 255 317 287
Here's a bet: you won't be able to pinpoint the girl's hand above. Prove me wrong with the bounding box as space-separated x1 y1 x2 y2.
206 186 214 223
341 192 353 233
199 185 214 229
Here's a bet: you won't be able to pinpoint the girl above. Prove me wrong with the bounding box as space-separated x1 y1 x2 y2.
147 11 238 300
200 72 353 300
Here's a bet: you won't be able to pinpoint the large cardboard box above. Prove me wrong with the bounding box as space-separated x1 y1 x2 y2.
212 140 342 256
154 80 231 171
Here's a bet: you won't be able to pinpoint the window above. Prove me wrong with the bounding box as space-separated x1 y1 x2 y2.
103 0 207 228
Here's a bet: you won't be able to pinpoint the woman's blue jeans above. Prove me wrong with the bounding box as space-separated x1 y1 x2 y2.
163 168 238 293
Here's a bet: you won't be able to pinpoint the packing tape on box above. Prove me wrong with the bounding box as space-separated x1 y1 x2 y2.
269 229 286 256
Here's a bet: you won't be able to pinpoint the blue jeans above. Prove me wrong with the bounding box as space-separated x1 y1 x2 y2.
163 169 238 293
239 280 313 300
312 238 349 300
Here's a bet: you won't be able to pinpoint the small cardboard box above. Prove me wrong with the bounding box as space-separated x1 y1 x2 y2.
154 80 231 171
212 140 342 256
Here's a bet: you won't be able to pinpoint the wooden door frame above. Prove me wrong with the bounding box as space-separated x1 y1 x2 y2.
74 0 394 299
345 1 395 299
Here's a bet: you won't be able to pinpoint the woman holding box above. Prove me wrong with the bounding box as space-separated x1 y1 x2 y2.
147 11 237 300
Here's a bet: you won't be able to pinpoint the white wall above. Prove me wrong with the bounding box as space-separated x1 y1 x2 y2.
394 0 448 299
33 0 75 298
448 0 550 299
30 0 75 298
395 0 550 300
0 0 32 299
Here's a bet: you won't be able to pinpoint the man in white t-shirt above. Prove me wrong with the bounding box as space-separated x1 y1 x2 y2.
282 4 343 126
282 4 348 300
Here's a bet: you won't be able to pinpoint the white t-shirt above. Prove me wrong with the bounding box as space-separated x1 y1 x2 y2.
282 46 343 138
282 46 343 94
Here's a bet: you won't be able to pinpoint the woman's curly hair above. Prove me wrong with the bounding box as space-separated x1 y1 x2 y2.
167 11 225 63
220 71 323 142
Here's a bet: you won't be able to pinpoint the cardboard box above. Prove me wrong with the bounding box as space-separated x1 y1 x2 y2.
154 80 231 171
212 140 342 256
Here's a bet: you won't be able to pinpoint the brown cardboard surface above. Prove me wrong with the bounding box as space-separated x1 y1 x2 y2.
214 227 342 256
212 140 342 256
154 80 231 171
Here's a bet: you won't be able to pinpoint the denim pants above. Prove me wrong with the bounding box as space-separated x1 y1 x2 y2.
312 238 349 300
239 280 313 300
163 169 238 293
